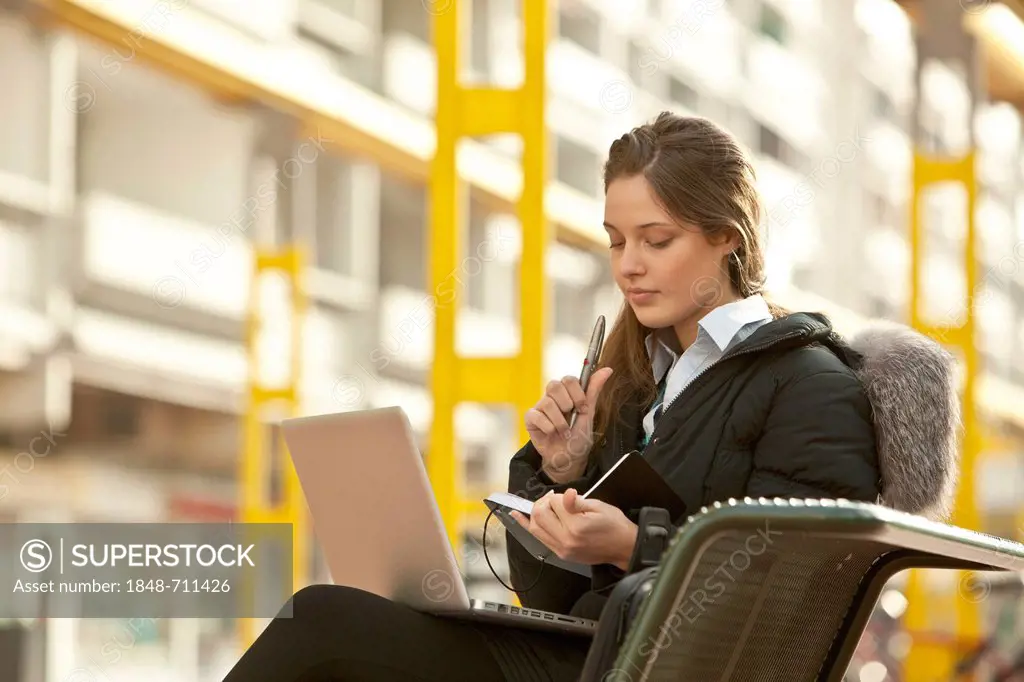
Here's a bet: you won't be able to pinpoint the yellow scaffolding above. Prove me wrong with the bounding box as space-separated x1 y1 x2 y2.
28 0 1024 664
237 244 309 648
429 0 549 567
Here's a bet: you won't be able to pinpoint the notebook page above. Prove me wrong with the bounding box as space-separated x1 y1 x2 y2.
485 492 534 516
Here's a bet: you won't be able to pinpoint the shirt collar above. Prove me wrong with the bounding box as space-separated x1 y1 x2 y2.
644 328 681 381
643 294 773 379
697 293 773 351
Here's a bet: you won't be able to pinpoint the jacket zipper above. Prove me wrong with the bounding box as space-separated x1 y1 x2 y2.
644 329 807 449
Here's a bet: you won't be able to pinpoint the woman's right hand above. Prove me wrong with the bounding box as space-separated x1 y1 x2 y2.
524 367 613 484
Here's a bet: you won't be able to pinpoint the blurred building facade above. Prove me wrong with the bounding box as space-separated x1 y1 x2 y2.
1 0 1024 680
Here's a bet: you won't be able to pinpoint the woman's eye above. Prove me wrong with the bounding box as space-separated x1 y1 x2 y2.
608 242 624 250
648 239 673 249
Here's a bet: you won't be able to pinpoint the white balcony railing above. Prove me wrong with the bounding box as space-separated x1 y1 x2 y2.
188 0 297 42
80 191 253 319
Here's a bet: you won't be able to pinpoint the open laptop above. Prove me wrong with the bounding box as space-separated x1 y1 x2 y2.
280 406 598 637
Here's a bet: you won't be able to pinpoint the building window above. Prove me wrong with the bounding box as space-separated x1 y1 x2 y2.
873 85 896 120
465 199 517 317
466 201 489 312
469 0 490 79
296 27 378 91
758 123 782 160
758 3 787 44
314 157 350 275
553 281 591 338
558 3 602 54
555 135 600 196
103 393 140 439
1012 280 1024 312
757 122 808 171
1015 317 1024 381
627 40 645 87
784 142 810 173
378 175 426 290
382 0 429 42
866 191 889 229
461 443 491 488
668 77 698 110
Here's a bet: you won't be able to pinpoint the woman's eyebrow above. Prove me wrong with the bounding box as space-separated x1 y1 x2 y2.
602 221 674 230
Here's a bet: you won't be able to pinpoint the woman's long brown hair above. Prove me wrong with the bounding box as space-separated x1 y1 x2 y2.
590 112 789 450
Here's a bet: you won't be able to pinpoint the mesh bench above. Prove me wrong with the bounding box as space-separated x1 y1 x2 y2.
578 498 1024 682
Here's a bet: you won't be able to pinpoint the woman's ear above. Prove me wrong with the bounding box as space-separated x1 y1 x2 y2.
724 229 741 254
710 231 741 267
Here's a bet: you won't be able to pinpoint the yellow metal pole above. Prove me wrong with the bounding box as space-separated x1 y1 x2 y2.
518 0 550 449
237 244 308 648
955 152 983 645
429 0 463 558
429 0 549 569
903 4 984 678
904 153 981 681
288 247 310 595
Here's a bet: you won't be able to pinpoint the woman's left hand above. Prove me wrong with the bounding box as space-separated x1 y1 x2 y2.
510 489 639 570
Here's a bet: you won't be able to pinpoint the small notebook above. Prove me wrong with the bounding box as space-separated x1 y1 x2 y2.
484 451 686 576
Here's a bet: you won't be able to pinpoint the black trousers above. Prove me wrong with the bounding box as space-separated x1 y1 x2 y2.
222 585 593 682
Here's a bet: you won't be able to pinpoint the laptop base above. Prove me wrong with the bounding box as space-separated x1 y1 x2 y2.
434 599 597 638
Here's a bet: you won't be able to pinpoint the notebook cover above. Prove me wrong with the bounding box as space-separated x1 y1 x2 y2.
582 450 687 519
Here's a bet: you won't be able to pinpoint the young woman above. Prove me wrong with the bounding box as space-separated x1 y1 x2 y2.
221 112 959 682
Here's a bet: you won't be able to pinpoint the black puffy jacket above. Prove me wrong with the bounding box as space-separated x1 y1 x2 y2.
506 312 960 622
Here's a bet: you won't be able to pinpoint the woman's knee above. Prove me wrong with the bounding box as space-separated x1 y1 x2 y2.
288 584 385 619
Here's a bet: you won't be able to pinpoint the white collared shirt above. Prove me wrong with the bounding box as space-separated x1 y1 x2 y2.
642 294 775 441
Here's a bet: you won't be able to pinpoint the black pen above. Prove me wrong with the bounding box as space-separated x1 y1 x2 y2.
568 315 606 430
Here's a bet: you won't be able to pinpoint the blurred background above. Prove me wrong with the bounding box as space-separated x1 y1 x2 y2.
0 0 1023 680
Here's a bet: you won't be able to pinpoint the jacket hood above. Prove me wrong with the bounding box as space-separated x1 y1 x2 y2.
807 317 960 522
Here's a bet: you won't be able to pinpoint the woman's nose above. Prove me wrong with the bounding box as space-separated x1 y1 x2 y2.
617 243 646 277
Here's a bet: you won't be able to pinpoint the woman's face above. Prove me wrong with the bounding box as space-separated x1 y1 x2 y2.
603 174 736 332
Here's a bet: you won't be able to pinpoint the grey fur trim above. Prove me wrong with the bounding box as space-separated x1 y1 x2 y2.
849 323 961 521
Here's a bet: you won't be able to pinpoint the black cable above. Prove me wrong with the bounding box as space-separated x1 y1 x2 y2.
482 507 547 598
